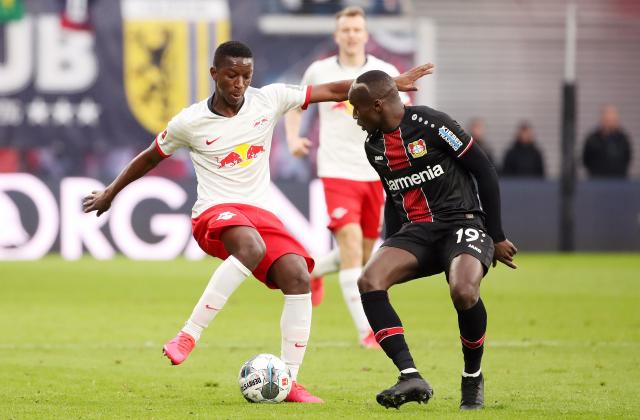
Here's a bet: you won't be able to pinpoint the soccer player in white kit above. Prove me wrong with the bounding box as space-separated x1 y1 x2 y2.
285 6 408 349
83 41 433 403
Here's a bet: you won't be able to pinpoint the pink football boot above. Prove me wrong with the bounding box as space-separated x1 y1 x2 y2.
360 331 381 349
162 332 196 365
285 382 324 403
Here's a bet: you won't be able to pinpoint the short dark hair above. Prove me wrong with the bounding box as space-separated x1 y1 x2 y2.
356 70 393 85
213 41 253 67
355 70 396 98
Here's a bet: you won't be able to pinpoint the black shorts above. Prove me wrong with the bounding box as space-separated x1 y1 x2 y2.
381 220 495 278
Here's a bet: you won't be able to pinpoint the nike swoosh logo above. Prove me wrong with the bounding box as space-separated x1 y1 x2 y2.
206 136 221 145
205 304 220 311
294 343 306 348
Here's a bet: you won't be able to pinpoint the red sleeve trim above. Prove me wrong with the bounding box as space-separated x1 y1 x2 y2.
457 136 475 158
154 136 171 158
301 85 312 110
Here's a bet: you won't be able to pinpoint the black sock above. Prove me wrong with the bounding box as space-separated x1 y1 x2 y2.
457 298 487 374
361 290 416 372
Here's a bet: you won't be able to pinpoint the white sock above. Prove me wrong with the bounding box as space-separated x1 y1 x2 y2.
182 256 251 341
401 368 419 375
462 368 482 377
339 267 371 339
280 293 312 381
311 247 340 277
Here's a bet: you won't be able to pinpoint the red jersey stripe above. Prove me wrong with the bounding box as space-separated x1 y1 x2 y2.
383 128 411 171
401 188 433 222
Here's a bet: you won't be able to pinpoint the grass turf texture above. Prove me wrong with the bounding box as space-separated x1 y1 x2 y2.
1 254 639 419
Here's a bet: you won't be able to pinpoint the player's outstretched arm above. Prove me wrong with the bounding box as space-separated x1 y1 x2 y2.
82 141 165 216
308 63 435 104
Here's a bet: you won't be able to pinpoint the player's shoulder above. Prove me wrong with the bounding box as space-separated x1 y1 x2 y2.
308 55 339 70
406 105 452 124
170 98 208 127
252 83 302 97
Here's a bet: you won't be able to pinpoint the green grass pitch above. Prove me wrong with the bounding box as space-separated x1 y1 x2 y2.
1 254 639 419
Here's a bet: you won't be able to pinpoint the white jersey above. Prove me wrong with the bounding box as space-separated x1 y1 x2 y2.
301 55 407 181
156 84 311 217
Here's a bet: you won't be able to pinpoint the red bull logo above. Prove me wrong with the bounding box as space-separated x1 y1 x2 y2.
252 116 270 131
218 151 243 168
217 143 266 169
407 139 427 158
331 101 354 116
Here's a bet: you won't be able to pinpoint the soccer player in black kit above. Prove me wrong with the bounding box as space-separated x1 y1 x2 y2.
347 70 518 410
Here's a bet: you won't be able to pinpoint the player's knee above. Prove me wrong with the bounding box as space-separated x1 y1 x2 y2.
358 270 384 293
233 238 266 270
450 283 479 310
282 270 310 295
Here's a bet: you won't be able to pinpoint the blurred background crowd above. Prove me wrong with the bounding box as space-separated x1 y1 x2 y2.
0 0 637 183
1 0 638 252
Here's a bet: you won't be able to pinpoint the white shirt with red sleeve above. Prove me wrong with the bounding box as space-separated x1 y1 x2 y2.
156 83 311 217
301 54 409 181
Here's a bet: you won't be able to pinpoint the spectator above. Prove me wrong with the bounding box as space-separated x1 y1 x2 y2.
582 105 632 178
468 118 495 165
502 121 545 178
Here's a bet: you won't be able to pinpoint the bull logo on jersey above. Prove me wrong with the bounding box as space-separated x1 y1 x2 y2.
121 0 230 134
331 101 354 116
252 116 270 132
407 139 427 158
217 144 266 169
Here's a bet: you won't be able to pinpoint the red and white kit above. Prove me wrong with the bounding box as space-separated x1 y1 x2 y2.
156 84 314 284
302 55 407 236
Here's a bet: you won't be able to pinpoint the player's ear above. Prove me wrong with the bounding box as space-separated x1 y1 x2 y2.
373 98 383 112
210 66 217 81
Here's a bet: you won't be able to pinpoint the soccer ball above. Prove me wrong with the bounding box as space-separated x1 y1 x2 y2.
238 354 292 403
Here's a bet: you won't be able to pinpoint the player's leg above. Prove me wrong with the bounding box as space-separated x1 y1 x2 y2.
448 253 487 410
164 207 266 365
358 246 434 408
335 222 375 345
180 225 265 339
445 225 494 410
322 177 374 343
307 247 340 307
267 254 323 403
310 247 340 278
362 237 378 264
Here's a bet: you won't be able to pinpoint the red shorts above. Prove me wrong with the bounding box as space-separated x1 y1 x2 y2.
321 177 384 239
191 203 314 289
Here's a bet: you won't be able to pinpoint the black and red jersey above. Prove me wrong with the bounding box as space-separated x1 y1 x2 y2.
365 105 484 227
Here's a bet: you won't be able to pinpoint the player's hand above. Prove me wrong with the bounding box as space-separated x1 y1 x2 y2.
395 63 435 92
288 137 312 157
493 239 518 269
82 190 114 217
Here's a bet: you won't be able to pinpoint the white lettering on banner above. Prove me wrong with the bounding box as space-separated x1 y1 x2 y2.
0 191 29 247
0 174 59 260
0 18 33 95
37 16 98 92
109 177 192 260
60 178 114 260
0 174 331 260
